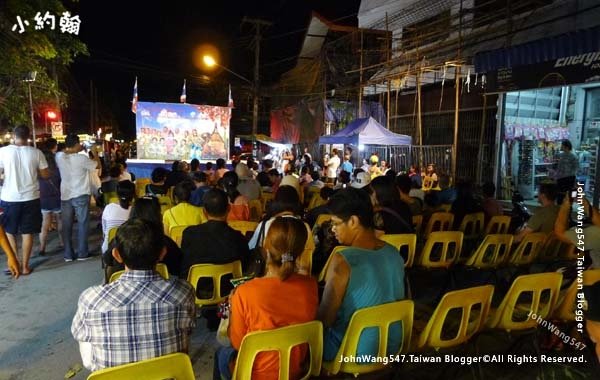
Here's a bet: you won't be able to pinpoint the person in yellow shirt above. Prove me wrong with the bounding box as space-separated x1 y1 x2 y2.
162 180 207 234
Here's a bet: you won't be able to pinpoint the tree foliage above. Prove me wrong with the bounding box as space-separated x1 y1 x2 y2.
0 0 87 127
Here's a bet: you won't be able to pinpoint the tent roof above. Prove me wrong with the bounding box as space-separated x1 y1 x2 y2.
237 134 292 149
319 117 411 146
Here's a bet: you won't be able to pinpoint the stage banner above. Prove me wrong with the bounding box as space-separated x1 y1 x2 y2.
135 102 230 160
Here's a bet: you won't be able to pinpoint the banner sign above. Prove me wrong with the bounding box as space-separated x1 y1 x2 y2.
135 102 230 160
51 121 63 137
486 51 600 93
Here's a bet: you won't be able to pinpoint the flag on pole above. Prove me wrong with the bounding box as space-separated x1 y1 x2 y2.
180 79 187 103
228 84 234 108
131 77 138 114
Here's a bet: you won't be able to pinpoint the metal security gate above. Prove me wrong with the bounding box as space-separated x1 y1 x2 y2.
361 145 453 174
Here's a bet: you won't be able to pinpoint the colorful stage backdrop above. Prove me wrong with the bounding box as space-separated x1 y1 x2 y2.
135 102 230 161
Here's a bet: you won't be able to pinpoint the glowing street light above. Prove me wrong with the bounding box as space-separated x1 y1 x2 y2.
202 54 258 153
203 55 216 67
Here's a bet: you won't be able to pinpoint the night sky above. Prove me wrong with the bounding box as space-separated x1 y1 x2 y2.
65 0 361 139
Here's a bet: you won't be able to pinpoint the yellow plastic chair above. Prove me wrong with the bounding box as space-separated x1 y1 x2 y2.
380 234 417 268
102 191 117 206
537 233 572 263
487 272 562 331
318 246 348 282
232 321 323 380
228 220 258 237
187 260 242 307
484 215 511 235
260 192 274 210
248 199 263 222
416 285 494 350
412 215 423 235
168 225 189 247
109 263 170 283
507 232 547 266
322 300 414 376
107 227 118 245
417 231 463 269
157 195 172 214
422 212 454 240
167 186 175 203
314 214 333 229
307 193 325 210
553 269 600 321
135 178 151 198
439 203 452 212
459 212 485 241
87 352 195 380
464 234 513 269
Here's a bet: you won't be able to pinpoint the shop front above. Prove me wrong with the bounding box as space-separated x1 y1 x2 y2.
475 26 600 205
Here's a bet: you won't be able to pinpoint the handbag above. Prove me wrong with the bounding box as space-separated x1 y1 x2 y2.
246 218 268 277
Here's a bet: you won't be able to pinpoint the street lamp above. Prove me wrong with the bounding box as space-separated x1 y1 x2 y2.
202 54 259 156
23 71 37 147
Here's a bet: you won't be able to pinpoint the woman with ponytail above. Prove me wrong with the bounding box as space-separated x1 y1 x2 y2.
101 180 135 254
214 217 318 380
221 171 250 221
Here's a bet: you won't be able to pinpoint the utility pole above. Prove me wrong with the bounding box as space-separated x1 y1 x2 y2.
242 17 271 154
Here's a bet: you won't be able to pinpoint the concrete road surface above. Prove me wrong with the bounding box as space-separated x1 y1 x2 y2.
0 218 215 380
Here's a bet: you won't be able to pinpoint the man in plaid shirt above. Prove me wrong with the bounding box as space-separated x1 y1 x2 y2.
71 218 196 371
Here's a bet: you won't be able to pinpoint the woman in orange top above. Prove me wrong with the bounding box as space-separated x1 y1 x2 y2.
214 217 318 380
222 171 250 221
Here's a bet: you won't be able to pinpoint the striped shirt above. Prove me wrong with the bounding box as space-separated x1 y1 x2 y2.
71 270 196 371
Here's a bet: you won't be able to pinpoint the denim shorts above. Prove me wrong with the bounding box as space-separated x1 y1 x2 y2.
0 199 42 234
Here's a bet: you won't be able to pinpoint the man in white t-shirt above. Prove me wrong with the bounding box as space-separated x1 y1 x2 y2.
326 148 340 184
0 126 49 275
56 134 100 261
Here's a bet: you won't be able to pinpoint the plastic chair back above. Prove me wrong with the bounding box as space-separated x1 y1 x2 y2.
87 352 195 380
260 192 274 210
554 269 600 321
102 191 117 206
107 227 118 245
417 285 494 350
412 215 423 235
228 220 258 238
135 178 152 198
380 234 417 268
439 203 452 212
187 261 242 306
465 234 513 269
323 300 414 375
418 231 463 269
484 215 510 235
538 233 570 262
318 246 348 282
459 212 485 240
314 214 333 228
508 232 546 266
232 321 323 380
423 212 454 240
109 264 170 283
168 225 188 247
157 195 172 214
248 199 263 222
487 272 562 331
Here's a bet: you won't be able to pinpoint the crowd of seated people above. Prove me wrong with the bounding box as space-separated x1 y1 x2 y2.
64 152 600 379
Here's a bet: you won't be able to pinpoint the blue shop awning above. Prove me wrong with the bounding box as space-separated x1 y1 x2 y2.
474 25 600 73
